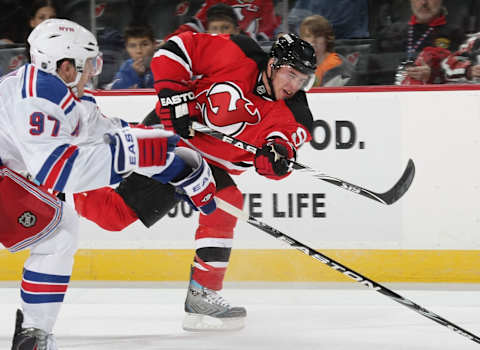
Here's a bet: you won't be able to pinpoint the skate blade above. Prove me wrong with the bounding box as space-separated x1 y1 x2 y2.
182 313 245 332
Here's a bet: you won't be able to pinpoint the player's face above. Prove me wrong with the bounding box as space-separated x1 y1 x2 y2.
411 0 443 24
272 65 309 100
207 20 239 35
76 55 102 94
126 37 155 61
75 59 94 97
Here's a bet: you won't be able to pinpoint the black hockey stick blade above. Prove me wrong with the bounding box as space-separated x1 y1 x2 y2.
193 122 415 205
313 158 415 205
215 197 480 345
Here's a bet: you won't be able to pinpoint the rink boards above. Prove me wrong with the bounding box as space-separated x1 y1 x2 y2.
3 86 480 282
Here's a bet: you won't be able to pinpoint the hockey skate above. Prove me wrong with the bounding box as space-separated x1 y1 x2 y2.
182 279 246 331
11 309 57 350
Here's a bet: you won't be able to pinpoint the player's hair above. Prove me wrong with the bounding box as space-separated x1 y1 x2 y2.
299 15 335 52
124 24 155 42
206 3 239 27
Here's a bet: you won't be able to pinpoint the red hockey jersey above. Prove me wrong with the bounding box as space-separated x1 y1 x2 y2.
151 32 313 175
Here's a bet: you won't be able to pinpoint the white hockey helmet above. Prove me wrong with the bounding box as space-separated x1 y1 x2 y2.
28 19 102 85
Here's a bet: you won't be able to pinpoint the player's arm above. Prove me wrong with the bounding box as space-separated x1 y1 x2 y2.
16 99 177 193
79 94 129 142
151 32 200 139
74 145 217 231
254 96 313 180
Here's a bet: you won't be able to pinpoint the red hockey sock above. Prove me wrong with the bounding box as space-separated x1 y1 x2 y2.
191 185 243 290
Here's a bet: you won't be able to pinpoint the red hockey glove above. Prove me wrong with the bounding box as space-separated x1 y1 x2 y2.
157 88 198 139
254 138 296 180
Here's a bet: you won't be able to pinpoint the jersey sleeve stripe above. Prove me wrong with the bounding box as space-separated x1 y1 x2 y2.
265 131 289 141
64 101 76 115
80 89 97 103
28 65 36 98
80 95 96 103
60 94 74 109
59 91 77 115
21 65 28 98
155 49 193 79
35 144 79 191
47 147 79 192
21 65 36 99
169 35 192 68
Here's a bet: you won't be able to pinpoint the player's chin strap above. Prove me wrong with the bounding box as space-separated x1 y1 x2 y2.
264 64 277 101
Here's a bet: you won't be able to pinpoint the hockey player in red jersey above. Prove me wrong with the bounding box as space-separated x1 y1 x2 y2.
155 32 316 331
1 19 216 350
74 32 317 331
165 0 280 41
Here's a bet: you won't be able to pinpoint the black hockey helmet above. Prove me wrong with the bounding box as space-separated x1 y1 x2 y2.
270 33 317 91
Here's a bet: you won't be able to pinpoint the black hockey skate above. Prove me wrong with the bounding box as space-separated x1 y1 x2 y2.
11 309 57 350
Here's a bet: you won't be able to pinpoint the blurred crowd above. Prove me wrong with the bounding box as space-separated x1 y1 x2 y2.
2 0 480 88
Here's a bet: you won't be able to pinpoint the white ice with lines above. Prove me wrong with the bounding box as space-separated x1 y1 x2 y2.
1 283 480 349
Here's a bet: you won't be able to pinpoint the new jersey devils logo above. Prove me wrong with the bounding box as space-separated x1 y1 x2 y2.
197 82 260 136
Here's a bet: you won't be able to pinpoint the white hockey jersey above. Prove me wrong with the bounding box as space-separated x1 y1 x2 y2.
0 64 124 193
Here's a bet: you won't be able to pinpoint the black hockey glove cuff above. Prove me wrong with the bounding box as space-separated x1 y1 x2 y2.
157 88 197 139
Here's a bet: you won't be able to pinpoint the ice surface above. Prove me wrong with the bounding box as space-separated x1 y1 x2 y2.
1 283 479 349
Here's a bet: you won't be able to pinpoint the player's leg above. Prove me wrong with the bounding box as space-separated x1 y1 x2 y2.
12 203 78 350
183 165 246 331
73 173 181 230
73 187 138 231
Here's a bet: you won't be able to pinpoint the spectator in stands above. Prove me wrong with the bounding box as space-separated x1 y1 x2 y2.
165 0 279 41
106 24 156 89
376 0 465 85
299 15 354 86
205 3 240 34
29 0 57 29
287 0 370 39
25 0 58 62
442 34 480 83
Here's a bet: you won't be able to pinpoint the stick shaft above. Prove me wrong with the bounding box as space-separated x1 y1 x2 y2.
215 197 480 344
194 123 415 205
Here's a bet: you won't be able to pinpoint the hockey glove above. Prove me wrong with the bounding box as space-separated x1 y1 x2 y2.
254 137 296 180
157 88 198 139
105 125 180 178
167 147 216 215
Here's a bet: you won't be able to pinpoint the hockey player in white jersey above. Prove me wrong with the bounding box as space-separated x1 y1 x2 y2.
0 19 216 350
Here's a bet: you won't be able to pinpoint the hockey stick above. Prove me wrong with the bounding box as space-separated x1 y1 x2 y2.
193 122 415 205
214 197 480 345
